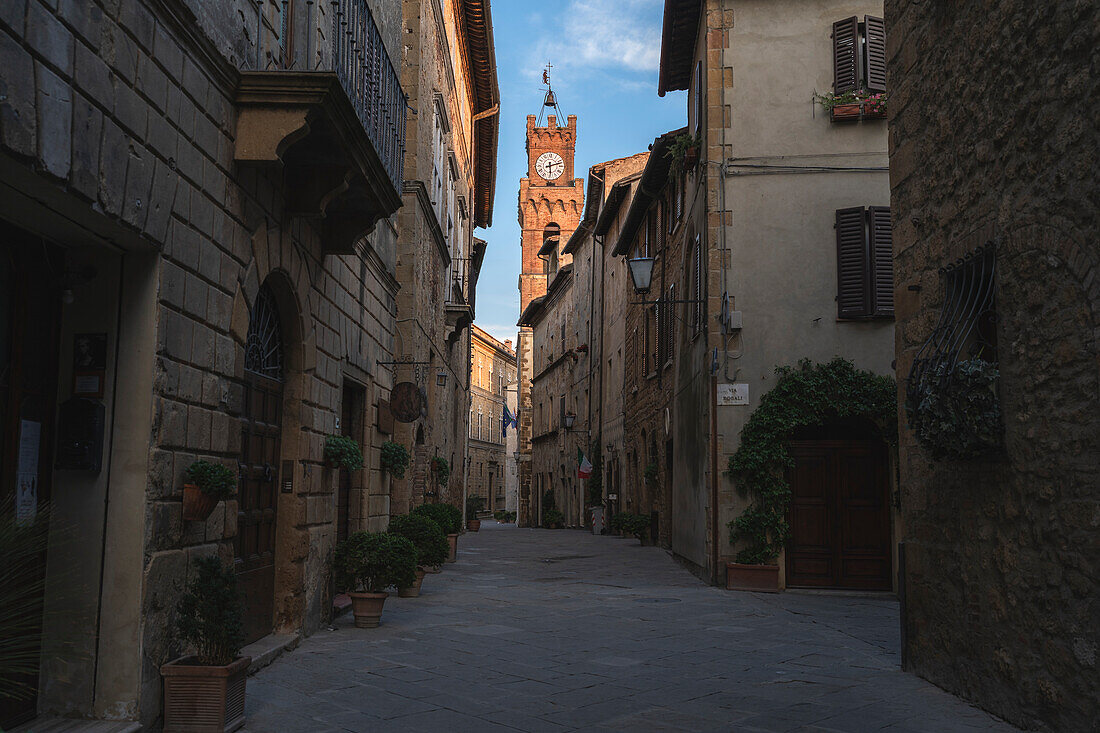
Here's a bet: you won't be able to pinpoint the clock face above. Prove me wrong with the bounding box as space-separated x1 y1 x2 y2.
535 152 565 181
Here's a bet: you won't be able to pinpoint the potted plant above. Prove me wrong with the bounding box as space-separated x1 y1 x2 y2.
324 435 364 471
665 131 701 176
182 460 236 522
162 555 250 733
429 456 450 493
332 531 417 627
379 440 410 478
411 503 462 563
465 494 486 531
815 89 889 122
387 514 448 598
643 463 659 486
541 508 564 529
618 513 652 545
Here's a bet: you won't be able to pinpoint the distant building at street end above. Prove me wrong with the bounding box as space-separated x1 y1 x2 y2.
468 326 517 512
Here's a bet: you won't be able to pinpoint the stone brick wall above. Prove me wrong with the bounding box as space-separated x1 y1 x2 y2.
887 2 1099 730
0 0 402 724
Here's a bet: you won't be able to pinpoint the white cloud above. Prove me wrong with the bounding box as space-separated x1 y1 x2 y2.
528 0 663 77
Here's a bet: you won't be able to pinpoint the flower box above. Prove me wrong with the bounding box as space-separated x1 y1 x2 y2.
830 103 862 122
726 562 780 593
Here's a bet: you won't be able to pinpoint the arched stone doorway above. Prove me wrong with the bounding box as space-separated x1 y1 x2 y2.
237 282 285 644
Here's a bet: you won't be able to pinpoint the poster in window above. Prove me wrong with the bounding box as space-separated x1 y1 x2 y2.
73 332 108 397
16 419 41 524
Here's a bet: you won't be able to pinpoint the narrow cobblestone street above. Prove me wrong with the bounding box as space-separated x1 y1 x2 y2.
244 524 1017 732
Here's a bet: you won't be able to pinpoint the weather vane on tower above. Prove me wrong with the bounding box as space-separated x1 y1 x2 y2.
538 61 563 125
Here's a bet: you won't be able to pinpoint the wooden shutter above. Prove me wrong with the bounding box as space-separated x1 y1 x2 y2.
864 16 887 94
869 206 894 317
666 284 675 364
693 237 703 331
652 305 659 369
832 17 861 94
836 207 870 318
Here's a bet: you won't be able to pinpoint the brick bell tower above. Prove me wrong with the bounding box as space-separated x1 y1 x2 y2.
516 72 584 526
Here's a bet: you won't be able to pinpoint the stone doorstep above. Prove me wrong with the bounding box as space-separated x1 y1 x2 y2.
9 718 141 733
785 589 898 600
243 632 302 676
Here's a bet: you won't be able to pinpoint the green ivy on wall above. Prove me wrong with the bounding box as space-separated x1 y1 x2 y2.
726 358 897 565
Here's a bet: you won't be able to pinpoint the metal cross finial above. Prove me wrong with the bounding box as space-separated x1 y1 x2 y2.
543 61 553 87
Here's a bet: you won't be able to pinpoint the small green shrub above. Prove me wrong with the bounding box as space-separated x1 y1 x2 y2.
379 441 410 478
332 532 417 593
586 444 603 506
324 435 364 471
905 358 1001 459
542 488 557 511
411 503 463 535
493 510 515 523
176 555 244 666
387 514 448 568
542 509 564 529
465 494 486 517
185 460 236 501
643 463 658 485
617 513 651 540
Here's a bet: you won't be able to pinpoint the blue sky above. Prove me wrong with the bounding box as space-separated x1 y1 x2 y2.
473 0 687 347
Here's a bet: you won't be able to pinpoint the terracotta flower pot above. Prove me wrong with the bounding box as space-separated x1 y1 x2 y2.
725 562 780 593
830 102 861 122
162 655 251 733
684 146 699 167
862 104 887 119
182 484 219 522
467 518 481 532
446 533 458 562
348 591 388 627
398 569 426 598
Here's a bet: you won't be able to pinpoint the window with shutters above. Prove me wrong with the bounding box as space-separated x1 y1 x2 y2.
689 233 704 335
664 284 675 368
655 296 664 369
828 16 888 121
642 313 650 377
835 206 893 319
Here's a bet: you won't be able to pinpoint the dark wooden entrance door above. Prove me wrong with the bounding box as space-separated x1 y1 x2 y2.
337 383 365 543
0 233 61 729
786 440 891 590
237 286 284 645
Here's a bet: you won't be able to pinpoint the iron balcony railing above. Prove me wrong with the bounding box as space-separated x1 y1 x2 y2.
251 0 407 192
447 258 471 307
331 0 407 190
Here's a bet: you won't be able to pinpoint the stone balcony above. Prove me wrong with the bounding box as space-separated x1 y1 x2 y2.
233 0 406 253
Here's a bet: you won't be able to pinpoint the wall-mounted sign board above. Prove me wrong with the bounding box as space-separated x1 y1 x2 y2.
717 383 750 406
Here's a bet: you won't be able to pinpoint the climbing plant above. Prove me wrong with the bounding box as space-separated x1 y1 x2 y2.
726 358 896 565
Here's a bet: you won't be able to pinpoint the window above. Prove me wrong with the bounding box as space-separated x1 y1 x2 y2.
664 284 675 368
832 16 887 95
642 309 651 376
477 406 483 440
559 394 565 427
835 206 893 319
689 231 704 334
693 59 703 135
651 301 660 372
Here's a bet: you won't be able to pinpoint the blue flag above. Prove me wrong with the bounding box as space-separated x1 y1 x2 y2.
502 402 517 437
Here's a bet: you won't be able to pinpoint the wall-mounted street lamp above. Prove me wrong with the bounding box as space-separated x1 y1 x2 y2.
564 412 576 429
627 255 705 310
436 369 447 387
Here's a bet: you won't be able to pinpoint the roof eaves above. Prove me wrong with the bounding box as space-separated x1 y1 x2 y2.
610 128 683 256
658 0 702 97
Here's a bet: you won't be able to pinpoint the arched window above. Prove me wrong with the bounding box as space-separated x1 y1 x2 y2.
543 223 560 275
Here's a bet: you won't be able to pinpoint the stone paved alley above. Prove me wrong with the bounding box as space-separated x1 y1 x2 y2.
244 524 1019 732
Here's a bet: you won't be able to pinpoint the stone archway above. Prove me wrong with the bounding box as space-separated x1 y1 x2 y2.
229 222 316 638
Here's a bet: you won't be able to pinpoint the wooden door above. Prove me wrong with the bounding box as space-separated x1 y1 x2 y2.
0 235 61 729
237 285 283 645
786 440 891 590
337 383 364 543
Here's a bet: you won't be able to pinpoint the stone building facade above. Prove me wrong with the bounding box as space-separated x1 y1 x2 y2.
0 0 496 728
515 104 583 526
468 325 515 511
612 131 688 547
389 0 498 515
656 0 896 585
886 1 1099 729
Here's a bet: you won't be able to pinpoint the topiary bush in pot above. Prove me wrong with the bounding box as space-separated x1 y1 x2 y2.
379 440 410 478
412 503 463 562
324 435 364 471
333 532 417 627
387 514 447 597
163 555 249 732
183 460 236 521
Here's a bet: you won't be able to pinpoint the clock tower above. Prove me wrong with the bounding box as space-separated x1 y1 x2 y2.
516 83 585 527
517 110 584 314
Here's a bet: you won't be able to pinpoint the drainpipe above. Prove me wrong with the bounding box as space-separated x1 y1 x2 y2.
711 374 720 585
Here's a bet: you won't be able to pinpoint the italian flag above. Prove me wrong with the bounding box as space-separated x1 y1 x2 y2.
577 449 593 480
